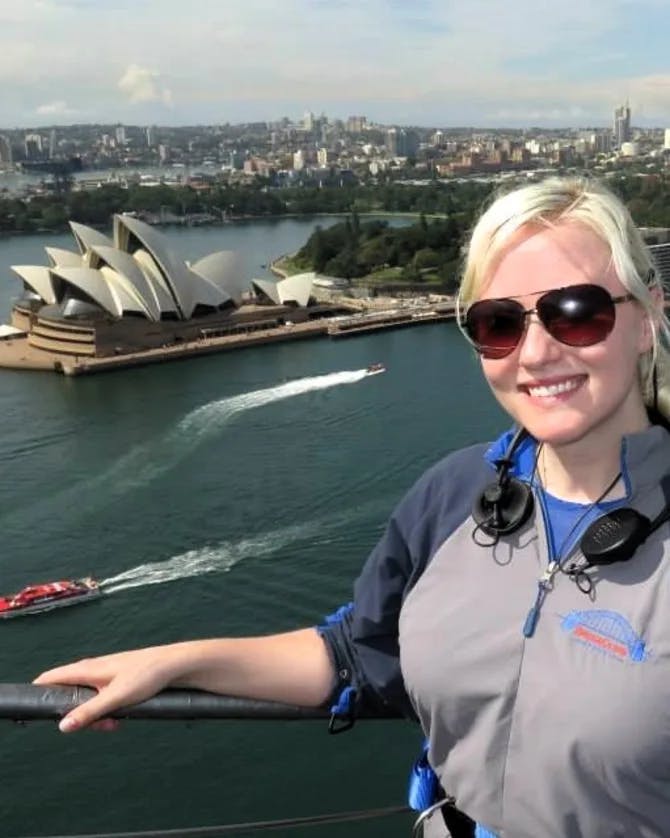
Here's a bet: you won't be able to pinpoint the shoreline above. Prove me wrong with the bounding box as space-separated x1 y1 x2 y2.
0 305 456 376
0 210 436 240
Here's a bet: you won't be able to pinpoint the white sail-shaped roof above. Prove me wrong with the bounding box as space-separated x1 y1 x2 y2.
190 251 246 305
184 266 231 311
11 265 57 304
69 222 113 256
275 273 313 306
98 267 154 320
45 248 84 269
133 249 180 316
113 215 229 318
251 278 282 306
50 267 122 317
114 215 193 317
252 273 313 307
90 246 161 321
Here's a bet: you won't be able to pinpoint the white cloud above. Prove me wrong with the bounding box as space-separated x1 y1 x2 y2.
0 0 669 125
118 64 173 106
35 100 76 116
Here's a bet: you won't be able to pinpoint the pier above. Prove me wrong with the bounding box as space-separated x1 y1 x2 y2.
0 303 457 376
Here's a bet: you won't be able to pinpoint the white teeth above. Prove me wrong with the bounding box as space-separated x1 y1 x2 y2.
527 378 581 398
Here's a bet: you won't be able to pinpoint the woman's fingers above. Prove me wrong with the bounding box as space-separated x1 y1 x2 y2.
57 677 155 732
34 657 114 688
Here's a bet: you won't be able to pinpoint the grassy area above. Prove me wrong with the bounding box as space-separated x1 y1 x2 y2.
271 255 307 276
364 266 444 285
273 257 446 286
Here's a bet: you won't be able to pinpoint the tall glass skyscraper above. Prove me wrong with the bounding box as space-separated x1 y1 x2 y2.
613 103 631 148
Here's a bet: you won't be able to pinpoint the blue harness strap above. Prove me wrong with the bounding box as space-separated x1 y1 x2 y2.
408 739 439 811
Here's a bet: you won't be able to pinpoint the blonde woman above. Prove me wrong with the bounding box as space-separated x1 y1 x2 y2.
37 178 670 838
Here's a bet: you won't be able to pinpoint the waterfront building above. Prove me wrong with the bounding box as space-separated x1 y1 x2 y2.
251 273 314 307
5 216 326 365
613 102 631 148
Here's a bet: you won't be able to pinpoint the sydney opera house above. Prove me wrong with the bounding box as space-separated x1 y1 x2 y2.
7 214 343 367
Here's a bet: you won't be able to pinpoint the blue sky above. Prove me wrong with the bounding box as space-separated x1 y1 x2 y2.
2 0 670 129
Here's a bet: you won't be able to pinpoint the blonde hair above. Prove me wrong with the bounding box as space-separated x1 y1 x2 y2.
457 176 670 416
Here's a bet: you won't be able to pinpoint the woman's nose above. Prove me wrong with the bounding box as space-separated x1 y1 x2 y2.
517 314 562 365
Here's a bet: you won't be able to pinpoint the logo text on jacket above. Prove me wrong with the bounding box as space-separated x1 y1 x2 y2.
560 609 649 662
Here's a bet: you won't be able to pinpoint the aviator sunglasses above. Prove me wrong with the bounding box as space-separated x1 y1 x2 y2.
462 283 634 360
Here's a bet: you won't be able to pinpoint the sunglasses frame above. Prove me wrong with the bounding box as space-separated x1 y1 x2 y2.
461 283 635 360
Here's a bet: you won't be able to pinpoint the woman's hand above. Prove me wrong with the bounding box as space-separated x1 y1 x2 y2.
33 645 186 733
33 629 335 733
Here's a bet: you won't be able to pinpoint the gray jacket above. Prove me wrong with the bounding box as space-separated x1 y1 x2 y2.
321 424 670 837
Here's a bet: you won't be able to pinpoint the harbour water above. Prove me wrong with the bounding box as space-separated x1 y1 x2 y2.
0 220 507 837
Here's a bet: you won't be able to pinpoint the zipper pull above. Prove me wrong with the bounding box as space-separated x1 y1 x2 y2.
522 604 540 638
540 561 558 588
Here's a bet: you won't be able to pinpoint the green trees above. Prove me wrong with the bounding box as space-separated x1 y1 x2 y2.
2 173 667 237
295 215 467 284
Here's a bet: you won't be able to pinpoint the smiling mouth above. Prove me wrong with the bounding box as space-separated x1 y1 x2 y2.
524 376 585 398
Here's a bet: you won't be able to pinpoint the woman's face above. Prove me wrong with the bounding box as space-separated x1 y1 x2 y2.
478 222 651 450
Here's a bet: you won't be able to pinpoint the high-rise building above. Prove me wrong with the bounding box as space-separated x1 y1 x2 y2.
346 116 367 133
146 126 157 147
591 131 612 154
613 103 631 148
115 124 127 145
293 149 305 170
302 111 314 132
48 129 57 158
24 133 43 159
385 128 419 158
0 135 13 164
664 129 670 150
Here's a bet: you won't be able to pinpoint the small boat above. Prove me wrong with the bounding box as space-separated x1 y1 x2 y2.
366 363 386 375
0 577 101 619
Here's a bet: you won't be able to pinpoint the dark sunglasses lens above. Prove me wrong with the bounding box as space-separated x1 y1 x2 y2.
538 284 615 347
466 299 525 358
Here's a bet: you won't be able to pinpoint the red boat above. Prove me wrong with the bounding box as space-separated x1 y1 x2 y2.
0 577 101 619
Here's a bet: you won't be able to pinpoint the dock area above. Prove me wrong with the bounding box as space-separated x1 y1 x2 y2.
0 303 457 376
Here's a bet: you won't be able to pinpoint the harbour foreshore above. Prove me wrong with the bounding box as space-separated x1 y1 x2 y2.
0 304 457 376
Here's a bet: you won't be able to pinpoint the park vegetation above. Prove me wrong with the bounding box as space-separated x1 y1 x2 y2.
0 175 668 271
289 213 466 289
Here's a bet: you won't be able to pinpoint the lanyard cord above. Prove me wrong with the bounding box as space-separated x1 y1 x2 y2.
523 463 622 639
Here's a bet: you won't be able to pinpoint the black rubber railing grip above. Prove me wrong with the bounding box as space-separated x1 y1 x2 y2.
0 684 402 721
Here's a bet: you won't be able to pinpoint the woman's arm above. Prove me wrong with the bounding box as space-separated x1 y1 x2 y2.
33 627 335 733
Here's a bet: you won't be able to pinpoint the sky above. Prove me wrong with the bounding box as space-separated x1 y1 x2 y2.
2 0 670 130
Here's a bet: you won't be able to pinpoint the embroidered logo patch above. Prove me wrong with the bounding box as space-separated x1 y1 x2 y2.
560 610 649 662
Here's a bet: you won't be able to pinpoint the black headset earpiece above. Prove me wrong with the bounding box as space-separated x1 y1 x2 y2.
473 427 535 537
473 477 534 536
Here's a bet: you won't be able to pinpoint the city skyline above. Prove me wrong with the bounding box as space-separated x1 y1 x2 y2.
3 0 670 129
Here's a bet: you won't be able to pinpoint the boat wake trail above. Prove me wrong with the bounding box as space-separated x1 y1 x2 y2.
1 370 369 530
99 507 356 594
89 369 370 494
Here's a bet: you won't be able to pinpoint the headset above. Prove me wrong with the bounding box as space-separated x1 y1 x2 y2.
472 425 670 568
